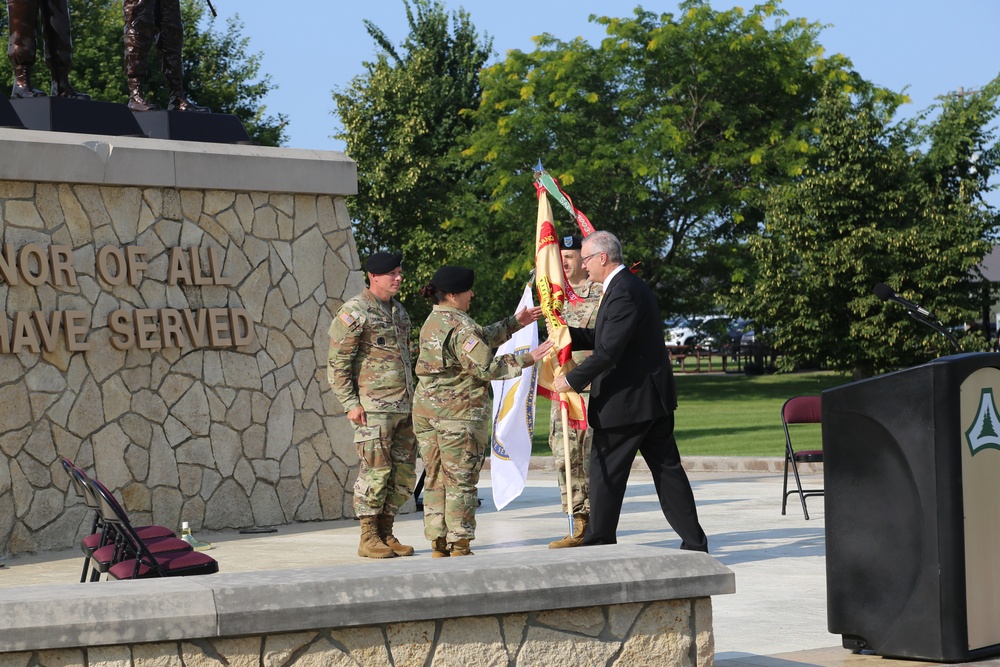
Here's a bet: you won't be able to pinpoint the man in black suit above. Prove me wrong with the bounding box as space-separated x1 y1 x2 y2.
553 231 708 552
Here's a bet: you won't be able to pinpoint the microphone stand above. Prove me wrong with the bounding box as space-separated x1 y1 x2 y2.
874 283 962 352
905 310 961 352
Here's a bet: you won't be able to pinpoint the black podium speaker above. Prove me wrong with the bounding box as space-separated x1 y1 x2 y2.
823 352 1000 662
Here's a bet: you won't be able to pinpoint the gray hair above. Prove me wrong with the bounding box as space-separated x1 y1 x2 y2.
584 230 623 264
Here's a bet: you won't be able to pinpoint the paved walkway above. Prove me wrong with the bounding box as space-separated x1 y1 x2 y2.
2 465 998 666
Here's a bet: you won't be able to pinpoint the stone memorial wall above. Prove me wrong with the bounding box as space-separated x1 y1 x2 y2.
0 598 715 667
0 129 360 556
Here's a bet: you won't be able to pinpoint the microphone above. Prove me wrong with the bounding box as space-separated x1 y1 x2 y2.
874 283 935 319
874 283 961 351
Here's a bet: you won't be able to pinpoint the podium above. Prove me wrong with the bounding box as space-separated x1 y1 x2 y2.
823 352 1000 662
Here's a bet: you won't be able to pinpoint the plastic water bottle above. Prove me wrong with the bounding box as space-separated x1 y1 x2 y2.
180 521 213 551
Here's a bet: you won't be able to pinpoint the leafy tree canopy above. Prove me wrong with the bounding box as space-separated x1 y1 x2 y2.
727 78 1000 378
334 0 1000 358
0 0 286 146
333 0 494 324
464 0 860 318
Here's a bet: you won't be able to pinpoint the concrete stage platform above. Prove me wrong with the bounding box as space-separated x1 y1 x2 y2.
2 466 998 666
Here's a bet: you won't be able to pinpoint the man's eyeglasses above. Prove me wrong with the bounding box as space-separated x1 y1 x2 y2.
581 252 601 265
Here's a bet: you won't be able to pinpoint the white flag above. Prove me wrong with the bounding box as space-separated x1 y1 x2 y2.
490 285 539 510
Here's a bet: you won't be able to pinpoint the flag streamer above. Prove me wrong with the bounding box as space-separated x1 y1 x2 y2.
534 160 596 238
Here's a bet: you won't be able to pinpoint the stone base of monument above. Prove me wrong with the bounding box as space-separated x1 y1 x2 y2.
0 546 734 666
0 92 26 129
10 96 145 136
133 109 253 144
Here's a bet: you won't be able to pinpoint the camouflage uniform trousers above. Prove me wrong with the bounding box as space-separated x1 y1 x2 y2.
550 401 592 515
414 414 488 542
352 412 417 517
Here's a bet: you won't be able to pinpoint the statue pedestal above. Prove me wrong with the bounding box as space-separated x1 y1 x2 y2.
132 110 253 144
10 97 144 136
0 93 26 129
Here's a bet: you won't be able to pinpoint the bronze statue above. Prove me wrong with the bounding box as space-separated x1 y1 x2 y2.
124 0 209 112
6 0 90 99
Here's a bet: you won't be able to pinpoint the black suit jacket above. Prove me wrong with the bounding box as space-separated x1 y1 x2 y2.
565 268 677 430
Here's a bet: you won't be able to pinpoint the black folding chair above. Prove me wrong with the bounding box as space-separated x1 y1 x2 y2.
86 477 219 579
781 395 824 519
61 458 177 581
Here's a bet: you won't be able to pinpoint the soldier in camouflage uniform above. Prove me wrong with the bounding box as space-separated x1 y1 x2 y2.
549 235 603 548
413 266 552 557
327 252 416 559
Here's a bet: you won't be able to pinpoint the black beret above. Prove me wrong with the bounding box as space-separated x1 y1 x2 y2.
431 266 475 293
365 251 402 274
560 235 583 251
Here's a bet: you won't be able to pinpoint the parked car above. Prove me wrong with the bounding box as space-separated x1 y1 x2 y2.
664 316 708 347
735 319 782 372
701 316 742 351
665 315 735 349
737 320 773 355
720 318 753 357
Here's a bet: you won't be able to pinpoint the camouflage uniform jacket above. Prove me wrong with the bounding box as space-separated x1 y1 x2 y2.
413 305 530 423
566 279 603 366
327 288 413 414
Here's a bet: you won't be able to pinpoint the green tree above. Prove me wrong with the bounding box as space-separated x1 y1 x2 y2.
0 0 286 146
729 79 1000 379
465 0 857 318
333 0 493 324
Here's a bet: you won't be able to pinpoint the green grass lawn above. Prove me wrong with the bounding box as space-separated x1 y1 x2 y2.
531 371 850 457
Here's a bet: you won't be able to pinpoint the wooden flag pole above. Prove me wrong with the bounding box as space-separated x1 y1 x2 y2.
561 401 574 535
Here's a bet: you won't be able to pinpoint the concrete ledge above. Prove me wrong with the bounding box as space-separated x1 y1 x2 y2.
0 578 218 650
0 127 356 196
0 545 733 652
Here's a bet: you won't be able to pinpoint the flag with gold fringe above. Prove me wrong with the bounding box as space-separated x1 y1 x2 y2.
533 181 588 430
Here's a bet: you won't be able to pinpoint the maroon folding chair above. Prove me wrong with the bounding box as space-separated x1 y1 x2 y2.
86 477 218 579
781 395 824 519
84 477 193 580
61 458 176 582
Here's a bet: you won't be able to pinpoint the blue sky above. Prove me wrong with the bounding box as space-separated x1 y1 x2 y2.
226 0 1000 154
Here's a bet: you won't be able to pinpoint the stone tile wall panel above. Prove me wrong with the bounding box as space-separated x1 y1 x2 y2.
1 180 358 556
0 601 713 667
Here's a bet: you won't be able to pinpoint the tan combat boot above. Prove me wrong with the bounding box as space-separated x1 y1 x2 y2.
358 516 396 559
549 513 589 549
449 538 474 556
378 514 414 556
431 537 450 558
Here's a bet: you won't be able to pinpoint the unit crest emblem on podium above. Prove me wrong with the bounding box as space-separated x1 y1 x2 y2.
965 387 1000 455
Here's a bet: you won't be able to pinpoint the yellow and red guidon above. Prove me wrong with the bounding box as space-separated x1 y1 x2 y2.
534 182 587 430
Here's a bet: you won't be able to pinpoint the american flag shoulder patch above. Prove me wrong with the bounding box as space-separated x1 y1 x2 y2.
462 337 480 354
338 312 356 327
